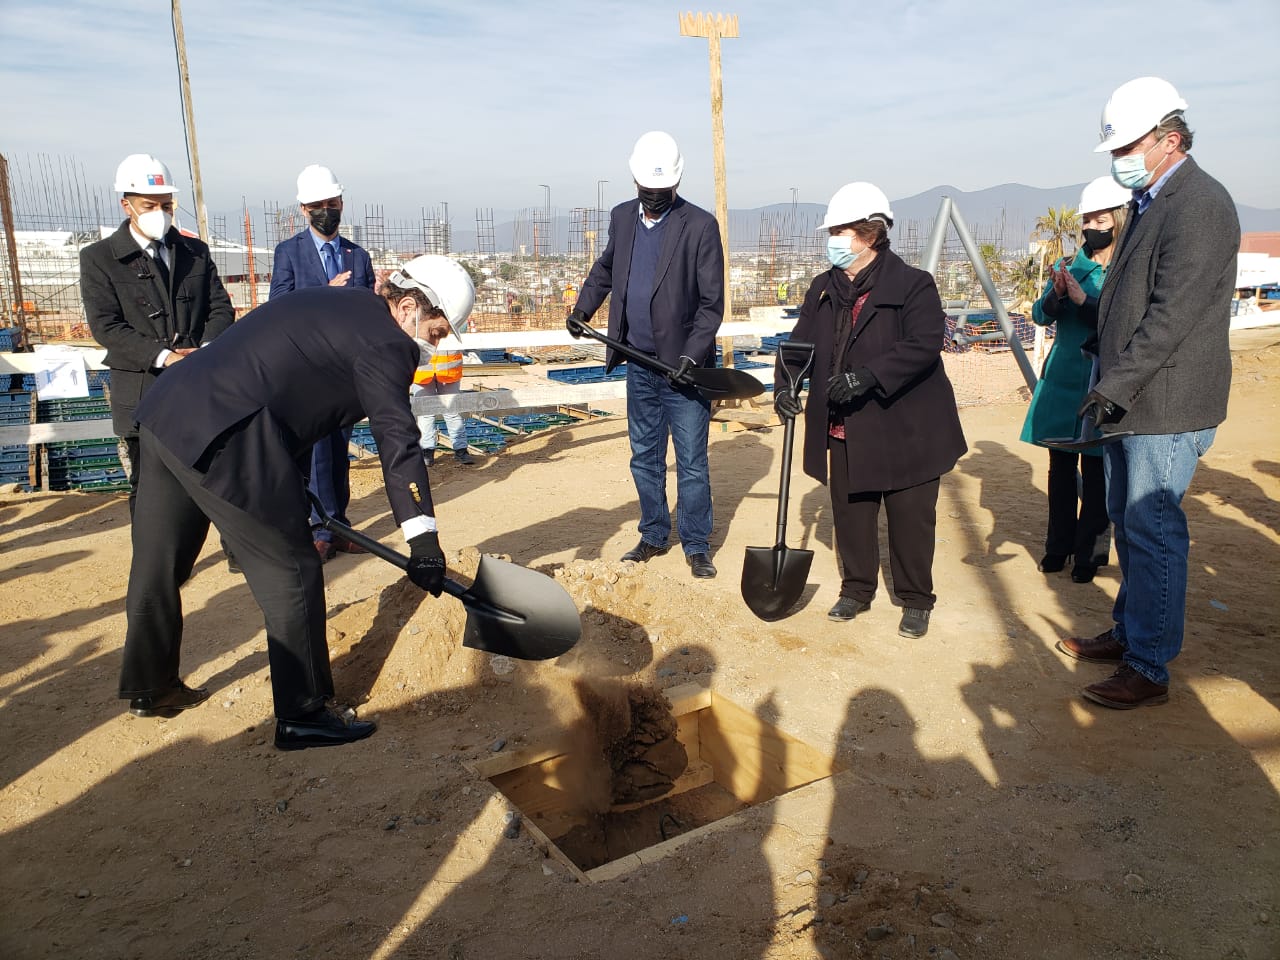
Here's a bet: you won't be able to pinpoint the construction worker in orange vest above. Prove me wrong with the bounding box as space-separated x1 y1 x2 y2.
412 328 475 465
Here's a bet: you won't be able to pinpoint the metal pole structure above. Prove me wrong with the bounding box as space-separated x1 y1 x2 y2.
919 195 952 276
680 11 738 368
171 0 209 242
948 202 1037 390
597 180 608 213
0 155 30 349
441 200 450 253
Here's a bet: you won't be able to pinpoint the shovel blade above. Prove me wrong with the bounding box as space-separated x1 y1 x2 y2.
1042 430 1134 452
458 555 582 661
689 366 765 401
741 544 814 621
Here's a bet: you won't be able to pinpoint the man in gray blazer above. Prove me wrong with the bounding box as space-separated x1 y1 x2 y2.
1056 78 1240 709
567 131 725 579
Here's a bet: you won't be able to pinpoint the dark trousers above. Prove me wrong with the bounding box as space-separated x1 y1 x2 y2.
307 428 353 543
119 426 334 719
829 438 940 609
119 434 141 516
1045 449 1110 565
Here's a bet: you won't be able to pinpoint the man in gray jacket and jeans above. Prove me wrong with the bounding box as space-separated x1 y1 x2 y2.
1056 77 1240 709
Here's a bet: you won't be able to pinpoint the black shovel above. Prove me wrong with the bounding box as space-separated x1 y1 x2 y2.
741 340 816 621
309 496 581 661
1041 432 1133 452
572 319 764 401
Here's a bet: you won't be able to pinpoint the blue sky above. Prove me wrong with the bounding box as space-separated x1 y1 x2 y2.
3 0 1277 218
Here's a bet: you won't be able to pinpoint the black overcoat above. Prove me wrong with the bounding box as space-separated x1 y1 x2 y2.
80 220 235 436
783 250 967 493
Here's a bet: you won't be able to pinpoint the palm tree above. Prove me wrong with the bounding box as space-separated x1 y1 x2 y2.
1032 205 1080 277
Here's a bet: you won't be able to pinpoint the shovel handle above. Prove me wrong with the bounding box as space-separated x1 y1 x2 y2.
774 341 815 548
574 319 677 377
306 492 466 600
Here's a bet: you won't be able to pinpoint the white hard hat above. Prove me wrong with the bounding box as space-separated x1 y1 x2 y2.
628 131 683 189
389 255 475 336
817 182 894 232
1094 77 1188 153
296 164 343 203
1079 176 1133 215
114 154 178 195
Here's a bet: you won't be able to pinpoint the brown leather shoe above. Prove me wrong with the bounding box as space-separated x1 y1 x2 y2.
1082 664 1169 709
314 539 336 562
1056 628 1124 664
334 537 367 555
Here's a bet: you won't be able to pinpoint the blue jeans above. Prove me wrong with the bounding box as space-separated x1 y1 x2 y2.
1104 428 1215 685
414 377 467 451
626 363 713 555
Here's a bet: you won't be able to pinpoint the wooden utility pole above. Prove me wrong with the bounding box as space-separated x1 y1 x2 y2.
679 11 738 368
171 0 209 242
0 155 29 349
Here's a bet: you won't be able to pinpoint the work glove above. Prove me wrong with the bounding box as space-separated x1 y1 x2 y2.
826 367 877 406
773 389 803 420
407 530 446 597
667 356 697 388
565 309 588 339
1077 390 1124 431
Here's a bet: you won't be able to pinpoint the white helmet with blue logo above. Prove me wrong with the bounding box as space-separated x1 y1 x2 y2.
1094 77 1188 153
628 131 684 189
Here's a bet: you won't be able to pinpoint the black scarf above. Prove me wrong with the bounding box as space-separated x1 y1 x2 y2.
827 252 885 378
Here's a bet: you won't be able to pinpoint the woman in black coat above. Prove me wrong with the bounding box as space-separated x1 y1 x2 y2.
775 182 966 638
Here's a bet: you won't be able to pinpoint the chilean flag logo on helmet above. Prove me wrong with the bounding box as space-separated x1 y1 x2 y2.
147 173 166 186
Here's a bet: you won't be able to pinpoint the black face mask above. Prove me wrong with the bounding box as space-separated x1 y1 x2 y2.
638 187 675 219
308 207 341 236
1082 227 1114 252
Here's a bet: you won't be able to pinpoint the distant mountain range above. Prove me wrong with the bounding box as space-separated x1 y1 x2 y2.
431 182 1278 255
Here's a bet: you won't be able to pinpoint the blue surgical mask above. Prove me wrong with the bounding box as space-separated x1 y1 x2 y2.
826 235 856 269
1110 136 1166 191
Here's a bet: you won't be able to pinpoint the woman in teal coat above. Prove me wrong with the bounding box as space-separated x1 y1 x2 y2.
1021 176 1131 582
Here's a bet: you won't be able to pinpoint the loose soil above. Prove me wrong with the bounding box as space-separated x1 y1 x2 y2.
1 330 1277 960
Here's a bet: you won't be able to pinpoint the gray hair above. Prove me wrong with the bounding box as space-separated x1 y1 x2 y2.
1154 112 1194 151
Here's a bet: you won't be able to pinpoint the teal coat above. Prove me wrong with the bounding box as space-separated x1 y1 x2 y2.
1020 248 1108 456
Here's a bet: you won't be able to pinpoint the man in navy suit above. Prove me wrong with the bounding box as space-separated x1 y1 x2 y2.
269 164 375 563
568 132 725 579
119 257 471 750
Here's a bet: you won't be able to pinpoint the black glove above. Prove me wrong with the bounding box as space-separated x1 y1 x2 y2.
773 390 803 420
566 309 588 339
667 356 696 388
826 367 877 405
1077 390 1124 430
406 530 446 596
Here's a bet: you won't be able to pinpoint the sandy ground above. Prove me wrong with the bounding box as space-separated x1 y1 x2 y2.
1 330 1278 960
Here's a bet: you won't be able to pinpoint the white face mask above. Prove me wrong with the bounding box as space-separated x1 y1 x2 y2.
1111 136 1167 191
130 204 173 241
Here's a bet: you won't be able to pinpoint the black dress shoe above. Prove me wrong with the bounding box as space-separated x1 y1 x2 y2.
827 597 870 621
686 553 717 579
453 448 475 465
275 707 377 751
129 681 211 718
898 607 931 638
621 540 670 563
1070 563 1098 583
1038 553 1068 573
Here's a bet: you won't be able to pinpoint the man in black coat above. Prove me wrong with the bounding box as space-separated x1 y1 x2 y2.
568 131 725 579
80 155 234 508
120 260 464 750
1058 78 1241 710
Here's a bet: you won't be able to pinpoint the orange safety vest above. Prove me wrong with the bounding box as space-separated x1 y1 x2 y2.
414 349 463 386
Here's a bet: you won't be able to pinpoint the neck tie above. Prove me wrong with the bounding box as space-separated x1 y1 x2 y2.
323 242 339 281
150 241 170 288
